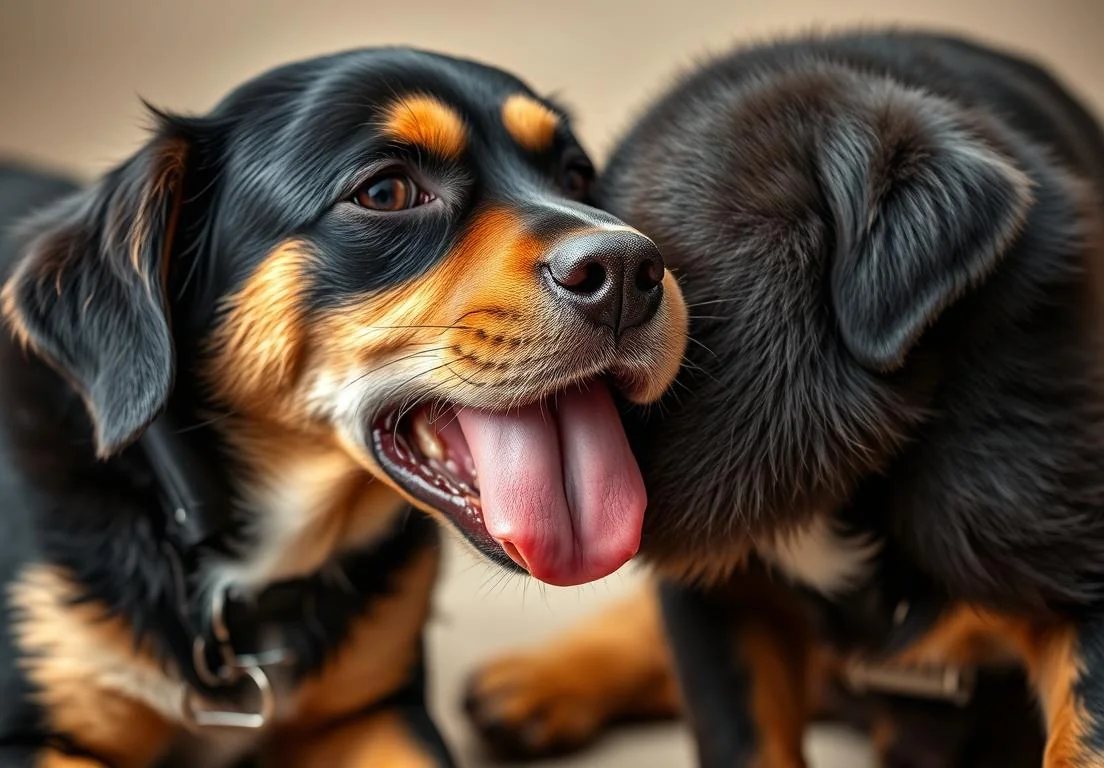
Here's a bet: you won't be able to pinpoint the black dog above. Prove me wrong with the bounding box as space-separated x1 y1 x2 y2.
0 48 686 767
466 29 1104 767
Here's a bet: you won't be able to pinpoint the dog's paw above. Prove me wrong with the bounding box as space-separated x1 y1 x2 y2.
463 654 607 760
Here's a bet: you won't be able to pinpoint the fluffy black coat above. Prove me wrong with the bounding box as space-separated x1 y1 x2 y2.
606 30 1104 613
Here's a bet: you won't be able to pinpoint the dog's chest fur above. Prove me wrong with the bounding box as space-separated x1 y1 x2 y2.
757 514 881 597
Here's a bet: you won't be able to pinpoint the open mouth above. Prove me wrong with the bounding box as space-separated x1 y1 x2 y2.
372 405 493 559
370 379 647 586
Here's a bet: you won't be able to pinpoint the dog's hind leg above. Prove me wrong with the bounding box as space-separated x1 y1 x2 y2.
462 583 680 759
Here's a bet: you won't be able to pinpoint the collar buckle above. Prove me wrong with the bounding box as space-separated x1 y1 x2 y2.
182 663 275 730
843 659 976 706
181 585 295 730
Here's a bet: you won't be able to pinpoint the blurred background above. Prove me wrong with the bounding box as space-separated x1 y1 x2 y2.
2 1 1102 765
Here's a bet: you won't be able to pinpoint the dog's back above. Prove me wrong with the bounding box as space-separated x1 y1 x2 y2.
614 31 1104 191
818 32 1104 185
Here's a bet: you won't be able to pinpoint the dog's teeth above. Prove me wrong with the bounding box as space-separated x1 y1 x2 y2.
413 411 446 461
445 458 460 475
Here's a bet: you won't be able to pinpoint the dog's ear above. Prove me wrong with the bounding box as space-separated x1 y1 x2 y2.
2 113 197 457
821 86 1033 372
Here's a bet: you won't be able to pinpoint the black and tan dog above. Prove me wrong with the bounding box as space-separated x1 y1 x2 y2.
466 30 1104 767
0 48 687 767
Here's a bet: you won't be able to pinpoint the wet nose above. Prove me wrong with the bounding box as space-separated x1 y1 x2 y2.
542 230 665 335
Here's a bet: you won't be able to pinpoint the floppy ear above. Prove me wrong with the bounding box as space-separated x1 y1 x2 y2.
820 86 1034 372
2 115 193 457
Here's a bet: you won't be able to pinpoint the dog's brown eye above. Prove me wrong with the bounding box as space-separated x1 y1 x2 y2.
353 174 432 211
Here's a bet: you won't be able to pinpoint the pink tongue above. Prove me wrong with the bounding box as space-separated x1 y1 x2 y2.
454 383 646 586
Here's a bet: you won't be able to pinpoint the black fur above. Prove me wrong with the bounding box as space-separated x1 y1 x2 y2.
0 45 614 766
601 29 1104 765
657 580 760 767
1078 611 1104 755
6 130 188 456
606 30 1104 610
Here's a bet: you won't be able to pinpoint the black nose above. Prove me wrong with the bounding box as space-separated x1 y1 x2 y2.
542 230 665 335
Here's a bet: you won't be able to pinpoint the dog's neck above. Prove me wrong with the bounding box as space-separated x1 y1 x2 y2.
185 413 408 597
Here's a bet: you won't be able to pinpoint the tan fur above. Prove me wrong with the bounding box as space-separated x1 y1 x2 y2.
206 240 314 412
650 541 751 590
38 753 109 768
465 586 679 754
9 566 176 768
744 621 810 768
1019 625 1094 768
128 137 188 278
501 94 560 153
306 207 549 408
206 421 408 588
869 715 898 767
265 711 439 768
0 277 30 349
382 95 467 160
290 544 439 726
887 604 1030 668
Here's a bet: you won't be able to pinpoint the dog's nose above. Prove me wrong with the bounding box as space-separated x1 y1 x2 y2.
542 230 665 335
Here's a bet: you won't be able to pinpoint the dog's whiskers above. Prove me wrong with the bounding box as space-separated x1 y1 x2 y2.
340 346 454 394
687 336 719 359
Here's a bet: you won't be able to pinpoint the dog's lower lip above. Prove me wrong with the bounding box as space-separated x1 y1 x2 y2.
371 404 510 564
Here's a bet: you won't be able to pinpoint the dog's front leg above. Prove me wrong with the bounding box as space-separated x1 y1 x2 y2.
463 584 681 758
659 574 811 768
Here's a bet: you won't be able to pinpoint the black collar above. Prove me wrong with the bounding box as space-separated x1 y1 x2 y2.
138 410 437 729
140 411 232 550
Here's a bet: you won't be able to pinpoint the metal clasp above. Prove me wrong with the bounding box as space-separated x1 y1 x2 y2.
844 659 976 706
181 586 294 730
183 663 275 729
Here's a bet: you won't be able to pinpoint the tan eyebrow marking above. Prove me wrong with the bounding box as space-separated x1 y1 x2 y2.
382 95 467 159
501 94 560 152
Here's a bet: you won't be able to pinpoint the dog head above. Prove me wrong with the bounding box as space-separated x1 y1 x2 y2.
2 48 688 587
600 60 1033 581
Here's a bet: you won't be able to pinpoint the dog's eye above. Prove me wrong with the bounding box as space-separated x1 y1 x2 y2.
561 160 593 201
353 174 433 211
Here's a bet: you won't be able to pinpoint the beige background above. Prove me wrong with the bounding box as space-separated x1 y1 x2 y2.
2 1 1102 766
